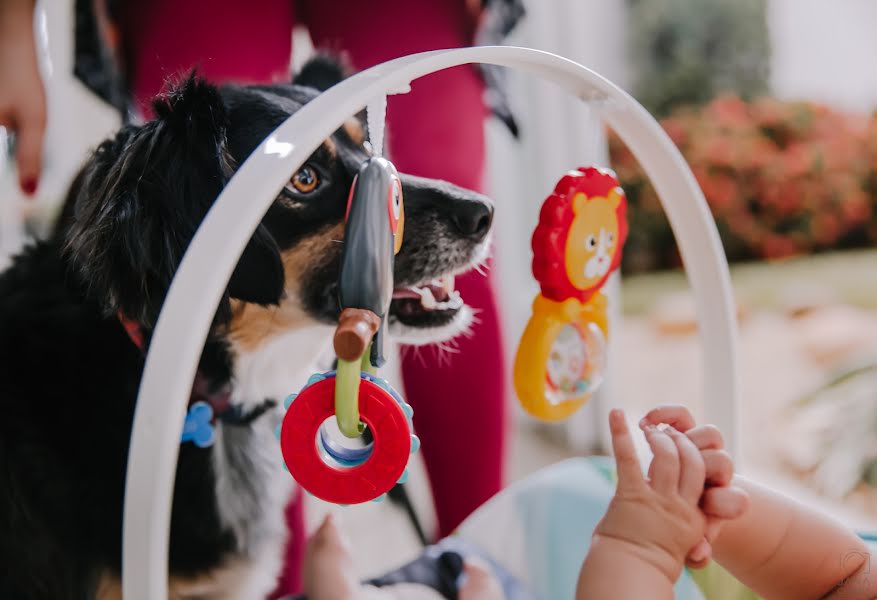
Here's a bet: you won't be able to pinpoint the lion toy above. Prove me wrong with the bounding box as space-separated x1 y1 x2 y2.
514 167 628 421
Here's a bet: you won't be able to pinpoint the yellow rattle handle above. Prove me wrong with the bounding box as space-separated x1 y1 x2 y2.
513 293 608 422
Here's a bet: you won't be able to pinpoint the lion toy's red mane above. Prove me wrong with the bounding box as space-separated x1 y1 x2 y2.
531 167 628 303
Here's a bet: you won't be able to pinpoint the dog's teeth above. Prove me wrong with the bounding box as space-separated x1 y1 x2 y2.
442 275 455 295
433 291 463 311
408 284 461 312
418 287 437 309
447 290 463 309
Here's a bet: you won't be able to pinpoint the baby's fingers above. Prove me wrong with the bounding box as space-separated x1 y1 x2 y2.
667 427 706 504
686 424 725 451
608 409 645 492
686 538 713 569
640 405 697 433
701 486 749 520
702 449 734 487
645 427 680 495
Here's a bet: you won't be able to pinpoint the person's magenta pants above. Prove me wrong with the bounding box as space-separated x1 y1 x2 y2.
120 1 508 595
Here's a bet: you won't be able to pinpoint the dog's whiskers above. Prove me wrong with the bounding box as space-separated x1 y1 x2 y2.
406 344 428 368
471 253 491 277
434 340 461 368
460 309 481 339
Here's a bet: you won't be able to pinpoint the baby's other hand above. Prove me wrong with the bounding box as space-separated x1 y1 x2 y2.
594 409 708 583
640 405 750 569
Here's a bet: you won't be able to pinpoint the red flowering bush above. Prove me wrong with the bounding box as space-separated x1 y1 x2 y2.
610 95 877 272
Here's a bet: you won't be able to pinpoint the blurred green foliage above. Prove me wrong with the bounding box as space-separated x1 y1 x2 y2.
628 0 771 117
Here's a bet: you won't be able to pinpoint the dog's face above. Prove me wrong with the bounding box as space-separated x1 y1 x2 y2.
64 58 492 350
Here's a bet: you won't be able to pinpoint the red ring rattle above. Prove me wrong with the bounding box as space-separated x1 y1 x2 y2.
280 373 414 505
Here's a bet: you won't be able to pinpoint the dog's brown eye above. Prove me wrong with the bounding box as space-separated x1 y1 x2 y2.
291 165 319 194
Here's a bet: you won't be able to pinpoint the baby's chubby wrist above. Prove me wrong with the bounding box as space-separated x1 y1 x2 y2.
589 531 683 585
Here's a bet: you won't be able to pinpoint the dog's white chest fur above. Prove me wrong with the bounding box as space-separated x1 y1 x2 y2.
208 325 334 596
231 323 335 408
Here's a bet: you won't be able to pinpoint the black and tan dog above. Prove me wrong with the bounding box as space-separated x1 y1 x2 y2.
0 57 493 599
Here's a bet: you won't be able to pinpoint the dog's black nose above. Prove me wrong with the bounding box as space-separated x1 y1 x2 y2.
451 198 493 240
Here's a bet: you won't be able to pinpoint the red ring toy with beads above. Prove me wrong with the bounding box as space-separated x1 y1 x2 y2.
280 374 414 505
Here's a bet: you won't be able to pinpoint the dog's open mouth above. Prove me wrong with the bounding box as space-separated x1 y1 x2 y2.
390 274 463 328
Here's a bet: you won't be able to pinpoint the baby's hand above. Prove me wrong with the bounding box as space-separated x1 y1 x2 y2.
640 405 750 568
594 409 709 583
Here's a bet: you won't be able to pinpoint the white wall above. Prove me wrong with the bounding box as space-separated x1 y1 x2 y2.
768 0 877 113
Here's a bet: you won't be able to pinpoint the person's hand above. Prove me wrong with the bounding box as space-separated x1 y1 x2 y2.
0 0 46 196
304 514 503 600
593 409 709 584
640 405 750 569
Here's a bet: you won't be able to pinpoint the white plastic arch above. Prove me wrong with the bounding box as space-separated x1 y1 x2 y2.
122 46 739 598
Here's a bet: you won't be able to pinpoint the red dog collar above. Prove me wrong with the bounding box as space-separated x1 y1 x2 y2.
116 312 274 431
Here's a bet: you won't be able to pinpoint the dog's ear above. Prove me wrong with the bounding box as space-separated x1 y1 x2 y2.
292 53 348 92
293 54 369 133
65 73 284 327
228 223 284 305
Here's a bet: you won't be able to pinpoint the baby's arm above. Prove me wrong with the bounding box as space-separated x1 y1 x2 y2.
712 477 873 600
642 406 875 600
577 410 708 599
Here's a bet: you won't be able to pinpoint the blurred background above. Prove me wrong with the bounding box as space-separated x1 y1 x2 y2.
487 0 877 574
3 0 877 578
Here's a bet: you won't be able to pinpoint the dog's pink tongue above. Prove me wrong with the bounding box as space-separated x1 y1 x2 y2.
392 288 422 300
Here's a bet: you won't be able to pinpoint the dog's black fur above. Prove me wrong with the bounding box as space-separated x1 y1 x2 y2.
0 58 492 599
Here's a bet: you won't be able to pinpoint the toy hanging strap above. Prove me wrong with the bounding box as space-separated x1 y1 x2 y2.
367 96 387 158
584 101 601 165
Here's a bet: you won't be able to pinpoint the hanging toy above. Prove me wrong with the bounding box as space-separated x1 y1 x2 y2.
279 101 417 505
514 167 628 422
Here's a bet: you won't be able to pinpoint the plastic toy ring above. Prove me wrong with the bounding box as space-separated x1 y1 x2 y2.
319 425 373 467
280 373 414 504
515 294 609 421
